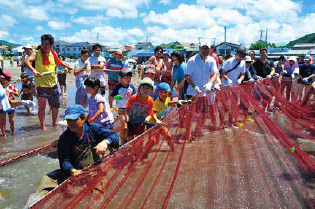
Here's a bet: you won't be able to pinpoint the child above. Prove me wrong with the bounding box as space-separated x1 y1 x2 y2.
20 72 36 115
146 82 176 150
126 77 156 140
0 70 36 136
56 56 69 96
138 64 158 100
83 77 114 129
109 70 136 144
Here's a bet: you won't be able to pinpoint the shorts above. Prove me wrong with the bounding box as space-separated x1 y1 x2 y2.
0 109 15 114
127 123 146 137
37 85 60 108
118 108 127 115
21 93 33 101
57 74 66 86
108 80 119 91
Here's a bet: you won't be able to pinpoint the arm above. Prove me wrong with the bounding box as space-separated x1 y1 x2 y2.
109 96 114 108
91 61 105 69
24 52 41 77
74 62 87 76
95 125 120 149
57 135 75 174
238 73 245 84
90 102 104 121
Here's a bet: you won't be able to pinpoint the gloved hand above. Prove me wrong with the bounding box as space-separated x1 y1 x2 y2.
302 78 310 84
21 100 36 108
249 78 255 83
203 82 213 92
213 84 220 90
194 85 201 93
282 70 287 75
266 75 272 79
156 119 163 125
257 76 263 80
237 80 242 84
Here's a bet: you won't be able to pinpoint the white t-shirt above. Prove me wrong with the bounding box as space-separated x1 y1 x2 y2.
74 58 91 89
185 54 218 96
89 54 106 86
222 57 246 83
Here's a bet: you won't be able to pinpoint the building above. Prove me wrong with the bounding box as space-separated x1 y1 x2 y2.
64 42 90 56
85 43 107 55
160 41 183 48
216 42 241 55
292 43 315 50
135 42 154 50
53 40 71 55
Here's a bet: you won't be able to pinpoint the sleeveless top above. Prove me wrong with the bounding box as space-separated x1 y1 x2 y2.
34 50 57 88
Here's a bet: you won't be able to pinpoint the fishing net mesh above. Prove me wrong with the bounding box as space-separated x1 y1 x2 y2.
7 77 315 208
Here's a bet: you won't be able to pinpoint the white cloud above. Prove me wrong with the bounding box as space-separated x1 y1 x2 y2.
21 36 35 43
75 0 149 18
36 26 44 31
48 21 71 30
60 26 145 47
159 0 171 5
197 0 251 9
0 15 17 28
71 15 109 25
0 30 9 39
144 4 216 29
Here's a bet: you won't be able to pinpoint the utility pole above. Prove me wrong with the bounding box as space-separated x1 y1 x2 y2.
212 38 216 45
259 30 263 41
224 26 227 56
265 27 268 49
198 37 201 46
96 32 99 43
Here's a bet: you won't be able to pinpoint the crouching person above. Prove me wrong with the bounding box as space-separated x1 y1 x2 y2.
25 104 119 207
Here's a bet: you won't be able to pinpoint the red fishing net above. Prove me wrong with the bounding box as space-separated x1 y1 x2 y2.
17 78 315 207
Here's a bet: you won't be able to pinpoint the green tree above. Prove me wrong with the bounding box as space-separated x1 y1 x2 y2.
249 41 285 50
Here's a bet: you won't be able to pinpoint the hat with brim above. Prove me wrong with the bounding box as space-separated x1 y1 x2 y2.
200 42 211 48
245 55 252 62
140 77 154 88
64 104 86 120
144 64 156 74
23 45 33 49
112 49 124 58
304 55 311 60
288 56 296 62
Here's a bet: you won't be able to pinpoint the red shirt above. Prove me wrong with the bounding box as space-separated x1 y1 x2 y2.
6 84 19 100
210 53 219 69
126 93 153 124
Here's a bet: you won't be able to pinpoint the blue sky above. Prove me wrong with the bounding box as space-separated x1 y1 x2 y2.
0 0 314 47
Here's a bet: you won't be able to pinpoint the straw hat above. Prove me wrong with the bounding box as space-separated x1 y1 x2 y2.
112 49 124 58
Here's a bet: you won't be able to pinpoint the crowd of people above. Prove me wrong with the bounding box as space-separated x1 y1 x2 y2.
0 34 314 205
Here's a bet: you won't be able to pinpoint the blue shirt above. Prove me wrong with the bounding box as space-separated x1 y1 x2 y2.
299 63 315 78
172 63 186 84
58 122 119 173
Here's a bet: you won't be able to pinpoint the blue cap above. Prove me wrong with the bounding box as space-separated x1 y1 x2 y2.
157 82 171 92
64 104 86 120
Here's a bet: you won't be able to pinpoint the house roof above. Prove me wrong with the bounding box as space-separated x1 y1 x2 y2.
67 42 90 47
293 43 315 48
54 40 71 46
216 42 241 48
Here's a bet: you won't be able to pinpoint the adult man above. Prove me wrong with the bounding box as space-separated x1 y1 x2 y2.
25 34 72 129
253 48 275 78
210 45 219 69
89 44 106 87
221 47 247 85
106 49 124 95
21 45 34 75
185 42 219 133
161 51 173 85
299 55 315 84
25 104 119 207
148 46 165 83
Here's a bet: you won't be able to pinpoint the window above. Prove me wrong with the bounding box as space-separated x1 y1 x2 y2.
67 48 70 51
73 48 76 51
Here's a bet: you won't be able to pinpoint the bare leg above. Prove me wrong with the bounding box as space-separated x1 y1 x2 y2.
8 112 15 135
37 97 47 129
25 105 30 115
51 107 59 127
0 113 6 136
60 85 64 95
64 84 67 95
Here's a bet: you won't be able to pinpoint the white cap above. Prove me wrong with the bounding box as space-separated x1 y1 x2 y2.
287 56 296 62
23 45 33 49
200 42 211 48
244 55 252 62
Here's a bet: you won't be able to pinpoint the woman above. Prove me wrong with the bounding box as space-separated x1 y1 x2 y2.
74 47 90 105
171 51 186 100
274 55 285 75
